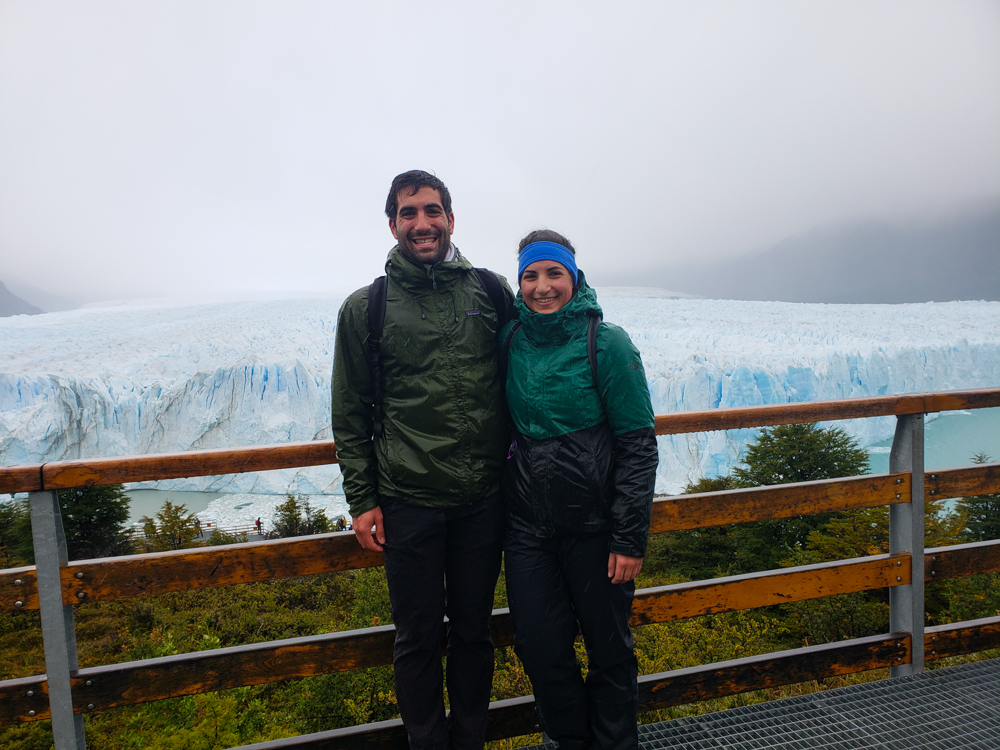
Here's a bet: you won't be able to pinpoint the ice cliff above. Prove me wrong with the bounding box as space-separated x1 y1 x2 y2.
1 294 997 495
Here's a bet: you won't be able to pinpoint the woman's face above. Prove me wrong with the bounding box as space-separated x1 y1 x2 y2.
520 260 574 314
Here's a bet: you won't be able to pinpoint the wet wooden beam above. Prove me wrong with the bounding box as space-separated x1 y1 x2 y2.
650 473 910 532
653 388 1000 436
639 632 911 710
0 465 41 495
0 675 48 724
228 635 913 749
60 532 382 606
631 554 909 625
925 462 1000 501
925 616 1000 661
1 565 38 612
42 440 339 489
925 539 1000 580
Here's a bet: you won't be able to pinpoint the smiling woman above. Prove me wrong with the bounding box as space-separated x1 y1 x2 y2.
502 228 659 749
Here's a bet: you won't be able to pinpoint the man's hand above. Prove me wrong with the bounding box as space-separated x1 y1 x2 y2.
353 507 385 552
608 552 642 584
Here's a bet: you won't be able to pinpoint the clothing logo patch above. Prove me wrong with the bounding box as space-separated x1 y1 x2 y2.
465 309 482 317
627 361 641 371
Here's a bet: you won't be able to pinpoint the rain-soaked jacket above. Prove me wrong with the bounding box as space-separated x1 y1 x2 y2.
332 246 516 518
502 271 658 557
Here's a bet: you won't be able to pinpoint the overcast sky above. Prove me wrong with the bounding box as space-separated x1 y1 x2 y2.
1 1 998 304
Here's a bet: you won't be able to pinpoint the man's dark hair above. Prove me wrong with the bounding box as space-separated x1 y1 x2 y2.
517 229 576 255
385 170 452 220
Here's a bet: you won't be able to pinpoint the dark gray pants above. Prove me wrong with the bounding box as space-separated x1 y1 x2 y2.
505 529 638 750
380 492 505 750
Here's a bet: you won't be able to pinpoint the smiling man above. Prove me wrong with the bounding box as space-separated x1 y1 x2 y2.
331 171 515 750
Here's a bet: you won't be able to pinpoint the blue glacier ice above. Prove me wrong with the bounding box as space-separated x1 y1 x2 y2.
1 293 998 495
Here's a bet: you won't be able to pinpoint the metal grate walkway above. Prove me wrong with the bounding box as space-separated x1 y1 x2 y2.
530 658 1000 749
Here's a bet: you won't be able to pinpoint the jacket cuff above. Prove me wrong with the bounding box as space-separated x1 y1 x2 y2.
609 539 645 558
348 496 379 519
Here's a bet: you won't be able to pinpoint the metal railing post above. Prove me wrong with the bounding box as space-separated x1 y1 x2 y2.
888 413 925 676
29 490 86 749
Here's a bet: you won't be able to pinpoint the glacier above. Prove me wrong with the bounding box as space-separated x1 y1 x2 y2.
1 293 998 496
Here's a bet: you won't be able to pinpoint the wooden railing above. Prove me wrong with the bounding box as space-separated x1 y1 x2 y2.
1 388 999 750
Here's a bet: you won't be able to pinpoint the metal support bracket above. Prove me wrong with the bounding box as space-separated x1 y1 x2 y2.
30 490 87 749
888 414 925 676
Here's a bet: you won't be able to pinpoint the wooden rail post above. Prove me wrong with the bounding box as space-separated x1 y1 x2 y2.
30 491 87 749
888 413 925 676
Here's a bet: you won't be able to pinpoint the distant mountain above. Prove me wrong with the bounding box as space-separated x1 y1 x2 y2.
0 280 43 316
646 203 1000 303
2 279 79 313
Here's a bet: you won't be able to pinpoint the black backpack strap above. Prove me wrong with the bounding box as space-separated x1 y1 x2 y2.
473 268 508 329
587 312 602 389
499 321 522 381
367 276 388 438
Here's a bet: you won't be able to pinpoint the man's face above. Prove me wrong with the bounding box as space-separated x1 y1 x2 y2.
389 186 455 265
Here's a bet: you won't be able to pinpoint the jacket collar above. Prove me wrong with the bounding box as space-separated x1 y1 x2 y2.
515 270 603 345
385 244 473 293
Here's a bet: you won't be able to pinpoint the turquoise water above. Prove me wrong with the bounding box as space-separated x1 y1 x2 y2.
867 407 1000 474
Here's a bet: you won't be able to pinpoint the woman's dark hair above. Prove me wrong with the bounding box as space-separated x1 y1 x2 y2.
517 229 576 255
385 170 452 220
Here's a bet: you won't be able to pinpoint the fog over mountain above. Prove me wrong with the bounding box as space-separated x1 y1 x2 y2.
619 203 1000 303
0 281 41 317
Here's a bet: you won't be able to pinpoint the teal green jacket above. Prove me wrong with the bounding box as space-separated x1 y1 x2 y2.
502 272 658 556
332 247 516 517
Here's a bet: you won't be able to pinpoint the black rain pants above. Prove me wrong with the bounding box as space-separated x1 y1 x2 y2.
505 529 639 750
380 492 505 750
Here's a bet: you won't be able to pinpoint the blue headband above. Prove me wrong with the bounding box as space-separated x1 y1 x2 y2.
517 241 578 285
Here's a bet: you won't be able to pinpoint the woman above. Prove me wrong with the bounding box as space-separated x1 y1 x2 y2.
502 230 659 750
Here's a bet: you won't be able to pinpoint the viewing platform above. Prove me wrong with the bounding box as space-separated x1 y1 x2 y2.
2 388 998 749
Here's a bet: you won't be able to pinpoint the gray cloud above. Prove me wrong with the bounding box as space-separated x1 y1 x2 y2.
1 0 998 303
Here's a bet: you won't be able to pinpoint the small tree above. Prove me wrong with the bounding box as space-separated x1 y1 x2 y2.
731 423 870 573
959 452 1000 542
0 497 34 565
266 495 331 539
139 500 204 552
57 484 133 559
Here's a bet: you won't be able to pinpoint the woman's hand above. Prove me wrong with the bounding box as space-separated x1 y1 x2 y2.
607 552 642 584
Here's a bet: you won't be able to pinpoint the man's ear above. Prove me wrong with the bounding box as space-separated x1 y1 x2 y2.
389 218 398 240
447 213 455 235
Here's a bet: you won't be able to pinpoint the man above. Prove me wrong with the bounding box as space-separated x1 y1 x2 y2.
331 170 515 750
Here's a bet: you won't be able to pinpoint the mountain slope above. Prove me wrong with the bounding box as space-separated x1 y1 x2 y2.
0 280 42 316
645 204 1000 303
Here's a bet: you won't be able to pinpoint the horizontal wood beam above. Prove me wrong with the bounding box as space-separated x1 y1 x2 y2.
59 531 382 607
1 566 38 612
650 472 909 533
2 389 997 495
639 632 910 711
43 441 339 490
1 553 914 721
653 388 1000 436
631 553 909 624
926 462 1000 501
0 465 41 496
230 634 912 749
925 539 1000 580
925 616 1000 661
0 675 48 725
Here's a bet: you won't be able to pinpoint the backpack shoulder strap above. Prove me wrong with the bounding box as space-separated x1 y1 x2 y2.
499 321 522 381
472 268 508 329
367 276 388 438
587 311 602 389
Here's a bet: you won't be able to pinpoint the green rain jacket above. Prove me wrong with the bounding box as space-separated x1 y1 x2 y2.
331 246 516 518
502 272 658 557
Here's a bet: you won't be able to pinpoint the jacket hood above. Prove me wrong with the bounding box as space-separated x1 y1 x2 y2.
515 269 603 345
386 245 474 294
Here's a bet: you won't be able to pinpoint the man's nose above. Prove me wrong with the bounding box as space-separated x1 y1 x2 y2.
413 211 433 231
